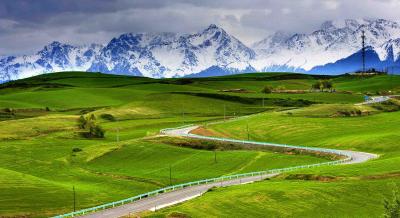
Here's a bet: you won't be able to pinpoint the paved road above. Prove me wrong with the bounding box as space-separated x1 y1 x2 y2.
80 173 278 218
164 126 378 165
356 95 398 105
78 125 377 218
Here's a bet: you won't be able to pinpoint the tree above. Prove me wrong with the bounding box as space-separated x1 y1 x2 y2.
384 187 400 218
261 85 273 94
77 114 105 138
89 125 105 138
311 81 322 91
321 80 334 92
90 114 96 121
78 115 87 129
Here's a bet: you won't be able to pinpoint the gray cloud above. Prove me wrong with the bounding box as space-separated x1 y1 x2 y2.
0 0 399 55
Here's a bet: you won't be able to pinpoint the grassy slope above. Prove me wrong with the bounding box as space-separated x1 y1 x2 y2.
0 72 335 217
1 72 400 217
150 89 400 217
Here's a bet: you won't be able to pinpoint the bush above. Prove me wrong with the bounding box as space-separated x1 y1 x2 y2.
4 108 13 113
312 80 334 92
89 125 105 138
167 211 190 218
100 113 116 121
383 187 400 218
72 147 82 152
78 115 87 129
261 85 273 94
311 81 322 91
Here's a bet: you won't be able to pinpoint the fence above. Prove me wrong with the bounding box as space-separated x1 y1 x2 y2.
53 126 352 218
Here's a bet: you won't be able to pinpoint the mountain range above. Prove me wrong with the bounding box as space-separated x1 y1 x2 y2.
1 19 400 82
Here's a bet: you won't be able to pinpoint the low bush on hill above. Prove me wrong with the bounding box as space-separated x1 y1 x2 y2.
100 113 116 121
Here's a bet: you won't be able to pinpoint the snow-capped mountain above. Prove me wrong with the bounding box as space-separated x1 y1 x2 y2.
89 24 255 78
0 42 102 82
1 19 400 82
252 18 400 73
0 24 255 81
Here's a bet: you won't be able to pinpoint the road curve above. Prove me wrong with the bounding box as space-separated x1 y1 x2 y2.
70 125 377 218
163 125 378 165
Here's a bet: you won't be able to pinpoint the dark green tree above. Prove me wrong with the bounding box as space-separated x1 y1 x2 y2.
311 81 322 91
321 80 334 92
77 114 105 138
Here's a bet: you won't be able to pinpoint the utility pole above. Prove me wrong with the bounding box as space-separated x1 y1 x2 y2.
361 30 366 73
246 123 250 141
73 186 76 212
223 104 226 121
169 165 172 186
116 128 119 143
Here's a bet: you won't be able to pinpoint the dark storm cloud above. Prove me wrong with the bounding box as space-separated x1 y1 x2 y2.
0 0 399 55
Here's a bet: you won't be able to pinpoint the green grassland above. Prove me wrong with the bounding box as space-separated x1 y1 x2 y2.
148 75 400 217
1 71 400 217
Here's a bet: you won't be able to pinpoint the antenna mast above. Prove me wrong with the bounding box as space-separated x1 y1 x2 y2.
361 30 366 72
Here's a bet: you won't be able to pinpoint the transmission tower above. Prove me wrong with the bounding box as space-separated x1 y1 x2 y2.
361 30 366 72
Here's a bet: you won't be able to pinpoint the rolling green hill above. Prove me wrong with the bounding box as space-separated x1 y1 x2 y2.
1 71 399 217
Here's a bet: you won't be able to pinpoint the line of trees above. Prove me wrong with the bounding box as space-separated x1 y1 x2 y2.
311 80 334 92
78 114 105 138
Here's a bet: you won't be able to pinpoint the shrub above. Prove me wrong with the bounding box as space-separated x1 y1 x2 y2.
100 113 116 121
78 115 87 129
312 80 334 92
383 187 400 218
261 85 273 94
89 125 105 138
72 147 82 152
311 81 322 91
167 211 190 218
5 108 13 113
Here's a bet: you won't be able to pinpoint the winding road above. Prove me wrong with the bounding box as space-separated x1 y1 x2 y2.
58 125 378 218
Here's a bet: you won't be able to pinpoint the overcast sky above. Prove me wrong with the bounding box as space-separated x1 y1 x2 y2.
1 0 400 56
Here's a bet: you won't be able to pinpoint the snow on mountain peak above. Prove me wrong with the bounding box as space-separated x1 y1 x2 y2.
1 19 400 82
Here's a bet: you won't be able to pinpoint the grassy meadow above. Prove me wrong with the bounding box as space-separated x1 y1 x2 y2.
1 71 400 217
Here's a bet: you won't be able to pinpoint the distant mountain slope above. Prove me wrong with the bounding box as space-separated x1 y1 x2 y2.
251 19 400 73
1 19 400 81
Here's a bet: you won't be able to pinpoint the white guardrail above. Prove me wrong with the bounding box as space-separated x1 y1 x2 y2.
53 125 352 218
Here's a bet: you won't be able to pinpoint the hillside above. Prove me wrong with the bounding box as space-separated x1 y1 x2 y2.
1 71 400 217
